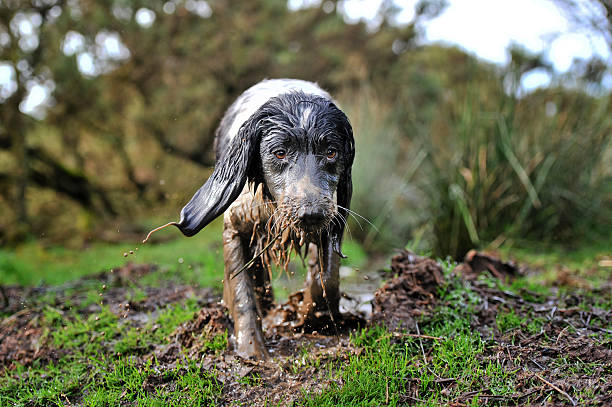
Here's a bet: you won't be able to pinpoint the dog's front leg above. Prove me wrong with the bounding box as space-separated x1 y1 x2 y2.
300 237 340 322
222 203 268 360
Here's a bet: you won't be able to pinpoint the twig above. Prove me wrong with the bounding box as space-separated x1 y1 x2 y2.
142 222 178 243
385 380 389 405
230 234 280 280
452 387 542 403
402 395 428 404
415 321 427 365
534 372 576 406
404 333 444 341
529 357 545 370
380 332 444 343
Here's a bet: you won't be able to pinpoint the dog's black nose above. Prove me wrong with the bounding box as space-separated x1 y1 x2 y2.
297 207 325 227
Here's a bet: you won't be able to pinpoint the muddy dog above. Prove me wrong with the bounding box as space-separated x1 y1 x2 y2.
148 79 354 359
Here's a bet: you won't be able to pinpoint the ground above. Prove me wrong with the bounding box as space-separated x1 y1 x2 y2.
0 239 610 406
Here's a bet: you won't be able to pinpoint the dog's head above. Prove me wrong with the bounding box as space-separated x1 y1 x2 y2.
174 91 354 255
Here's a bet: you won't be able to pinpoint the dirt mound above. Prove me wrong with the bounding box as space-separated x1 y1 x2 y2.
457 249 523 281
371 250 445 331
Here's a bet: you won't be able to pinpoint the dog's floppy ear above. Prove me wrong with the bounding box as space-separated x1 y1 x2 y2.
331 114 355 258
173 118 260 237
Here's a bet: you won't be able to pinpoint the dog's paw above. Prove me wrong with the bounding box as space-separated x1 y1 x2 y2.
235 334 269 361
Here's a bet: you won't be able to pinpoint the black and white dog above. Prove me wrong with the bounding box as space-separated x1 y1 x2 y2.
167 79 354 359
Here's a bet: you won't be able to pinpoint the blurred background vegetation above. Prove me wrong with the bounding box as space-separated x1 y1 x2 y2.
0 0 610 264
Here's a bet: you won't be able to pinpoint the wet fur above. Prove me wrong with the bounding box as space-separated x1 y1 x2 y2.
171 79 354 359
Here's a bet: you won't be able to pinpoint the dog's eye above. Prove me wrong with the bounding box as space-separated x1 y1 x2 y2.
326 148 337 159
274 149 286 160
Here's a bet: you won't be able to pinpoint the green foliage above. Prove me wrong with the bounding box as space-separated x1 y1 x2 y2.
50 306 120 353
0 358 90 406
1 0 610 259
344 89 428 252
414 79 612 258
301 263 522 406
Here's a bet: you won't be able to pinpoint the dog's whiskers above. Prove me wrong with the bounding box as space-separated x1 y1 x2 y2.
336 204 379 233
333 211 353 241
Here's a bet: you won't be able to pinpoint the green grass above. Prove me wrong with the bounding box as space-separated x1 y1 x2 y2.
499 236 612 287
0 218 225 286
301 321 515 406
83 357 222 407
0 218 372 289
1 294 226 406
2 219 610 405
495 309 526 333
301 262 518 406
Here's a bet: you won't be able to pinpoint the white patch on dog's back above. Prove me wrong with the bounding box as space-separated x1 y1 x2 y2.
226 79 331 141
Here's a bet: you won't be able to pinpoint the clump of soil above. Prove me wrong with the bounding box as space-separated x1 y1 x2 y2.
371 250 445 331
457 249 524 281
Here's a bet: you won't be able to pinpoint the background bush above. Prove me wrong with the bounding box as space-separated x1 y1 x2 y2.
1 0 610 259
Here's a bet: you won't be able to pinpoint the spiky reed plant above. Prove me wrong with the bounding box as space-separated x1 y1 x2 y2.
420 84 612 258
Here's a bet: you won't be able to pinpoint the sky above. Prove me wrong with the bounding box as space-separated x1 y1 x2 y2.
2 0 611 117
339 0 611 89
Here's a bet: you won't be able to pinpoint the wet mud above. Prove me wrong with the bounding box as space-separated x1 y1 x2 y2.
1 252 610 405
